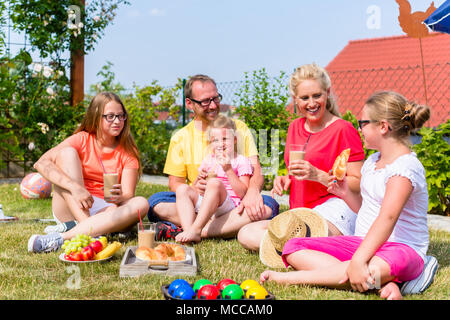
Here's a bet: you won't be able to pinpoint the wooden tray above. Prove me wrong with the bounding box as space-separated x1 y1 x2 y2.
119 244 197 278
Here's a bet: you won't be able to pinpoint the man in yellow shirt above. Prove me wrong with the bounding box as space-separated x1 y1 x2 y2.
148 75 279 240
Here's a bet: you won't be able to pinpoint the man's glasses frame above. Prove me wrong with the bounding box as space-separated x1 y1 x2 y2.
188 94 223 107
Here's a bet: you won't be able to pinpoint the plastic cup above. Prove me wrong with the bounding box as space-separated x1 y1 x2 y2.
289 144 305 179
103 172 118 200
137 222 156 249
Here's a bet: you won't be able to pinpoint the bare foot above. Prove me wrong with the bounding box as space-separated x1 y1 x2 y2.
379 282 403 300
175 229 201 244
260 270 291 284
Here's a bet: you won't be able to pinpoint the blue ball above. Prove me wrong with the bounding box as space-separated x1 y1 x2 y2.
168 279 190 296
172 283 195 300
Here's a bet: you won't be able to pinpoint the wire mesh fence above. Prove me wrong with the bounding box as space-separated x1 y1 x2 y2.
154 63 448 129
328 62 450 128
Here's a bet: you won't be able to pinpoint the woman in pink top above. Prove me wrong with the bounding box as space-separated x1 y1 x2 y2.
238 64 365 251
174 115 254 243
28 92 149 253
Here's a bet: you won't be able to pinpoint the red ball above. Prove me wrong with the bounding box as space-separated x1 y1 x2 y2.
217 278 236 291
197 284 220 300
20 173 52 199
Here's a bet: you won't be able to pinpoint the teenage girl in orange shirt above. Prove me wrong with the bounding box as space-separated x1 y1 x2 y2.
28 92 149 253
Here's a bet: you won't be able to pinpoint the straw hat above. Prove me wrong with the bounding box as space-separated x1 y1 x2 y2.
259 208 328 269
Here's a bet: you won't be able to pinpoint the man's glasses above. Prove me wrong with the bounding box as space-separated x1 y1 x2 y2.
102 113 127 122
189 94 223 107
358 120 377 129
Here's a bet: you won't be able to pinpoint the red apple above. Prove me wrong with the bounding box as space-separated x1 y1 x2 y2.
80 246 95 261
71 252 84 261
89 240 103 254
64 253 74 261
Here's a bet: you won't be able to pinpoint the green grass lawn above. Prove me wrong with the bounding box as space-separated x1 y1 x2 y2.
0 181 448 300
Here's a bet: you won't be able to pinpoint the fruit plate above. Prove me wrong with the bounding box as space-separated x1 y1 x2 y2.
58 253 113 263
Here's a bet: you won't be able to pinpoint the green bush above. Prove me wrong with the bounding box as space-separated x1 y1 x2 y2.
123 83 183 174
0 50 85 170
0 0 128 174
233 68 295 189
413 120 450 216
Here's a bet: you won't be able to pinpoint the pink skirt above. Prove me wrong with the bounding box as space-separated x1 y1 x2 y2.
282 236 424 282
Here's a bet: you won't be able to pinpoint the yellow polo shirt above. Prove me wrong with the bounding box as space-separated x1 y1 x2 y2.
163 118 258 185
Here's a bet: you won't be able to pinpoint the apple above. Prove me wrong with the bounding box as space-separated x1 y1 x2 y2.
89 240 103 253
80 246 95 261
71 252 84 261
64 253 74 261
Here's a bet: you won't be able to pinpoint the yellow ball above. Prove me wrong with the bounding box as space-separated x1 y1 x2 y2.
245 285 269 300
239 279 260 293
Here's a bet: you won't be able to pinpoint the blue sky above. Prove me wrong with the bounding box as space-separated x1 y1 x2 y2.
64 0 449 90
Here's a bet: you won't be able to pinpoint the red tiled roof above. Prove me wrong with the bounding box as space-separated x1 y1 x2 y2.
325 33 450 127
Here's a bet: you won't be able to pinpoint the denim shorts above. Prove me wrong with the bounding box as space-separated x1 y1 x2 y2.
147 191 279 222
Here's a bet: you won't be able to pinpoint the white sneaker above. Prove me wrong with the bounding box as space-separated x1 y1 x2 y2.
401 255 439 295
28 233 64 253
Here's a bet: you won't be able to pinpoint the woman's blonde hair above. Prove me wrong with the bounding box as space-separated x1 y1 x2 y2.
75 92 142 176
364 91 430 145
289 63 340 117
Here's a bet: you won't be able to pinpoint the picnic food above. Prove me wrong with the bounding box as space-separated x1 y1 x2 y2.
89 240 104 253
62 233 96 256
136 243 186 262
332 148 351 180
80 246 95 261
95 241 122 260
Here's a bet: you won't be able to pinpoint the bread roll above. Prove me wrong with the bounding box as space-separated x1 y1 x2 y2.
168 243 186 261
332 148 351 180
155 243 173 256
136 243 185 262
136 247 157 261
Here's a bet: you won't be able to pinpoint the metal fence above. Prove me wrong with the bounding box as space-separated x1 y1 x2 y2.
160 63 449 129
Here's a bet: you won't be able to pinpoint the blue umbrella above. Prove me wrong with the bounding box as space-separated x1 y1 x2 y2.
423 0 450 34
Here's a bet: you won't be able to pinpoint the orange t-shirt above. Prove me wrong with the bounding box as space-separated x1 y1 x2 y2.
65 131 139 198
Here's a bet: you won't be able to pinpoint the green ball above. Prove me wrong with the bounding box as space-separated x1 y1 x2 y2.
193 279 212 292
222 284 244 300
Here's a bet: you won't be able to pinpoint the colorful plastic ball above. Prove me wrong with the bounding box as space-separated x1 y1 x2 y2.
172 283 195 300
193 279 212 293
168 279 191 296
20 173 52 199
221 284 244 300
239 279 260 293
245 285 269 300
197 284 220 300
217 278 236 291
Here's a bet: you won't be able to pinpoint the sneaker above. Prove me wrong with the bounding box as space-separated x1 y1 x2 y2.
155 221 183 241
28 233 64 253
44 221 77 234
400 255 439 295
